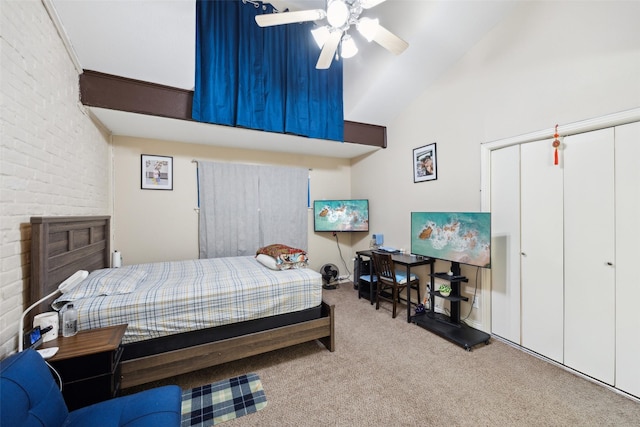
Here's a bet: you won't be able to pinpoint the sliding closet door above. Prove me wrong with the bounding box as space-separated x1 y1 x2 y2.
564 128 615 385
520 140 564 363
614 121 640 397
490 145 521 343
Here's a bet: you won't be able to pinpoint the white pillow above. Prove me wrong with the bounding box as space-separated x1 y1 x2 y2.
54 268 147 303
95 269 147 295
256 254 279 270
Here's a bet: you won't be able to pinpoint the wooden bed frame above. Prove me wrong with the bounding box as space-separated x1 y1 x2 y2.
29 216 335 388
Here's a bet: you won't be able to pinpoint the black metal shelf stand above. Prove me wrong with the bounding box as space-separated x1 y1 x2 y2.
412 271 490 351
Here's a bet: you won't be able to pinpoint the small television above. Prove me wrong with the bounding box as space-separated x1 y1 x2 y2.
411 212 491 275
313 199 369 232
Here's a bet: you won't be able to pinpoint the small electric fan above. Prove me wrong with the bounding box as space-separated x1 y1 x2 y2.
320 263 340 289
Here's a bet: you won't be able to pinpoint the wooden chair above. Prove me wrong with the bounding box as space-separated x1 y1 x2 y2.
371 251 420 318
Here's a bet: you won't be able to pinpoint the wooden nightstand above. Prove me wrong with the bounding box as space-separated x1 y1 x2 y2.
41 324 127 410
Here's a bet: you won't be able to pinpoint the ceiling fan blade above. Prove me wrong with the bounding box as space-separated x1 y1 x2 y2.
361 0 387 9
373 24 409 55
316 31 342 69
255 9 326 27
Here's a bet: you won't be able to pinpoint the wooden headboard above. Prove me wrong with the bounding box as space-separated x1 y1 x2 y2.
30 216 110 311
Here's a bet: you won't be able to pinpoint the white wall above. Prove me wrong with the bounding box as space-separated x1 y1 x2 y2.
111 135 361 274
0 0 111 358
352 1 640 328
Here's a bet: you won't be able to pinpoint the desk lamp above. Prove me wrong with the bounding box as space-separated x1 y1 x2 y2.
18 270 88 352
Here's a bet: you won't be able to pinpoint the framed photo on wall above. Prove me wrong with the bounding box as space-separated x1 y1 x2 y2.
141 154 173 190
413 143 437 183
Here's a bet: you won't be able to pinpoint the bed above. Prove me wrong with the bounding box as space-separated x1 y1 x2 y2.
29 216 335 389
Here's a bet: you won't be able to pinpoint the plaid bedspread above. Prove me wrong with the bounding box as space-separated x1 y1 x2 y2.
53 256 322 344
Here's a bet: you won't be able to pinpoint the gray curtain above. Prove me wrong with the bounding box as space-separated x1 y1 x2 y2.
198 161 308 258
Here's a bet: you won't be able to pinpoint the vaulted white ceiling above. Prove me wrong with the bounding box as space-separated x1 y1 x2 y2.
48 0 518 158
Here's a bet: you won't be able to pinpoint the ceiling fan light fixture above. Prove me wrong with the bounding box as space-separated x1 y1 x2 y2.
340 34 358 59
327 0 350 28
311 25 331 49
356 17 379 42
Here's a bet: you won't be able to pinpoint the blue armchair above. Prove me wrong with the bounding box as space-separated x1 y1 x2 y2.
1 349 181 427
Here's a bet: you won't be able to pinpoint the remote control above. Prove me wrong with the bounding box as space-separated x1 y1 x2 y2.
37 347 59 359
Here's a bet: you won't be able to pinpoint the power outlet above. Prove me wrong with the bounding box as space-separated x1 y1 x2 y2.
472 295 480 309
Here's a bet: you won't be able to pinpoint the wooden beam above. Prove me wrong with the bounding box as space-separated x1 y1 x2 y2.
79 70 386 148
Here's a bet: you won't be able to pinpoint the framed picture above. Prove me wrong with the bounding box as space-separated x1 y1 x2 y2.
413 143 437 183
141 154 173 190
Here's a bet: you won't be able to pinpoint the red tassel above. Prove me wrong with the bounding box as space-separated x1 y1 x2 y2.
552 124 560 165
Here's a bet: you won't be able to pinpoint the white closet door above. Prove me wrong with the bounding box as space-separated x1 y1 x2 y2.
520 139 564 363
564 128 616 385
490 145 521 343
614 121 640 397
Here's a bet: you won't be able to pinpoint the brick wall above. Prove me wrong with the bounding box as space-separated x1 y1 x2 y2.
0 0 110 358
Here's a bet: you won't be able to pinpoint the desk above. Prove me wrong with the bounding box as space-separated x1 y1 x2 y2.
355 250 434 322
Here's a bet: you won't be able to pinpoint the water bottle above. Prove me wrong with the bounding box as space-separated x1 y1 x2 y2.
62 304 78 337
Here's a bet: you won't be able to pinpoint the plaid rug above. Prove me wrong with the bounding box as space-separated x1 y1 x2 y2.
181 373 267 426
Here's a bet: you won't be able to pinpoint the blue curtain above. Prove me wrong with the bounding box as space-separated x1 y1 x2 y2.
193 0 344 142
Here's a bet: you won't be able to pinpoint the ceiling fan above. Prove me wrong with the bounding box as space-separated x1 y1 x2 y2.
255 0 409 69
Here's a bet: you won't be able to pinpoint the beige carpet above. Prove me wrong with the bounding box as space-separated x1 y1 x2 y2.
129 284 640 426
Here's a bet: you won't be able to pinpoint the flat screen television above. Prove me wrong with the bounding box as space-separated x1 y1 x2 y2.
313 199 369 232
411 212 491 275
